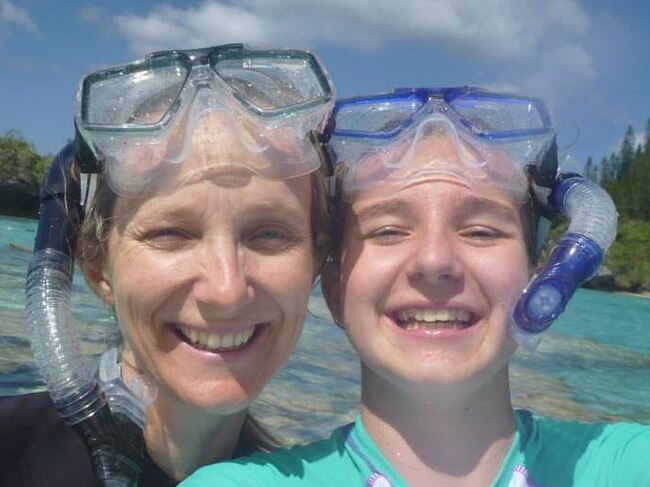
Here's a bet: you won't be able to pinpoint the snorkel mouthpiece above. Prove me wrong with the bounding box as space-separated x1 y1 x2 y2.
510 175 618 347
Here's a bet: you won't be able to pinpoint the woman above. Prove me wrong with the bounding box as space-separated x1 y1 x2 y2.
181 88 649 486
2 44 334 486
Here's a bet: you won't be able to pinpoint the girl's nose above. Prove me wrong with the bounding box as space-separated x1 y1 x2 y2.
406 226 462 287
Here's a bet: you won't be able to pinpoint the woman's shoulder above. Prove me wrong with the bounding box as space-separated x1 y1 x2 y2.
0 391 95 486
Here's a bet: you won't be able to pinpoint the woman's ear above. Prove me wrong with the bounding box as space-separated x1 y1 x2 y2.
80 258 116 307
321 261 344 328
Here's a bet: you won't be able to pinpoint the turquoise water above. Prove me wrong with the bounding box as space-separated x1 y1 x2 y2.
1 215 648 445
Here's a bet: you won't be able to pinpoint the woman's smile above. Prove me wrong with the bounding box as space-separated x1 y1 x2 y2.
102 169 315 411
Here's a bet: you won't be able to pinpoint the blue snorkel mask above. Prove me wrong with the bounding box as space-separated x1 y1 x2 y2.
327 87 618 348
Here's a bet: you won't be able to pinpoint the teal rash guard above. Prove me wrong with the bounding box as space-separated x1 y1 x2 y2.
181 409 650 487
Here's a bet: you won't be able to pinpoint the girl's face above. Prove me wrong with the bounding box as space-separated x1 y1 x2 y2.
325 136 530 394
92 118 316 413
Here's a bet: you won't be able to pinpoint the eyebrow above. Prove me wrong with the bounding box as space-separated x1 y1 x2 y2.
135 197 307 224
458 195 518 222
353 194 518 223
354 199 413 222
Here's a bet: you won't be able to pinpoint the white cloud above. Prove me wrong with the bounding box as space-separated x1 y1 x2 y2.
112 0 591 56
521 42 594 101
107 0 596 105
0 0 37 33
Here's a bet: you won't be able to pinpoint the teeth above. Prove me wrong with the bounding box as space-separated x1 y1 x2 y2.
177 325 256 351
396 308 472 330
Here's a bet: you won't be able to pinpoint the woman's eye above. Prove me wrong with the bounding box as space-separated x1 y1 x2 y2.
255 228 286 240
249 226 297 251
144 228 191 248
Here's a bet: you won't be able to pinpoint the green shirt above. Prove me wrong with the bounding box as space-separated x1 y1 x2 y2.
181 410 650 486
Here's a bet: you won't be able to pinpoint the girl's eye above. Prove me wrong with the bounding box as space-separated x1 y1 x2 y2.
462 226 502 241
367 226 409 244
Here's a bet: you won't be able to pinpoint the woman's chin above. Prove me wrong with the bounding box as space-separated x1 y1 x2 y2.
178 384 258 414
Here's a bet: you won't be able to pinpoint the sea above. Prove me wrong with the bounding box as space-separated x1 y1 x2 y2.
1 214 649 445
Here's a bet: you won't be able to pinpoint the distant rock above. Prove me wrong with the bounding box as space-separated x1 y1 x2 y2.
0 181 38 219
6 242 32 253
583 266 617 291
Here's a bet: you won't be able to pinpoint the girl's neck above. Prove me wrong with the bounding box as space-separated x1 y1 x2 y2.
144 391 248 481
361 366 516 487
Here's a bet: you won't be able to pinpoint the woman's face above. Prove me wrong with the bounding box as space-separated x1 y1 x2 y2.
326 135 530 394
94 121 316 413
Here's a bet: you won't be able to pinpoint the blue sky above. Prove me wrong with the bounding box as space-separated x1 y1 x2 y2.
1 0 648 173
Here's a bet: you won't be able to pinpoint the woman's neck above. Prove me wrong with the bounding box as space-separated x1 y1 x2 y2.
119 347 248 480
144 391 248 481
360 365 516 487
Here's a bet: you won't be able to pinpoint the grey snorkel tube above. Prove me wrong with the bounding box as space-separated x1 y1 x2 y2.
510 142 618 347
24 144 144 486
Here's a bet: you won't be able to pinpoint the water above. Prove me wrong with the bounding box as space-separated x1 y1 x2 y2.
1 215 649 446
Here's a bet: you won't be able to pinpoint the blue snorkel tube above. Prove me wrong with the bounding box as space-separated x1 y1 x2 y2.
24 144 143 486
510 169 618 347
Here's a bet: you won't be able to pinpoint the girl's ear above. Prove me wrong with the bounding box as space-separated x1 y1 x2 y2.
80 258 116 307
321 261 344 328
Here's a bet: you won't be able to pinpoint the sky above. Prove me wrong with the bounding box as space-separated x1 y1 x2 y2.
1 0 649 174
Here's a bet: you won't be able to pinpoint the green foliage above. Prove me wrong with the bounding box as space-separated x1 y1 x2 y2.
605 220 650 292
0 130 50 187
585 117 650 291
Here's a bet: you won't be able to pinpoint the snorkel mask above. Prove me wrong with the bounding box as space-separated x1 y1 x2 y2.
327 87 617 348
75 43 334 197
25 43 335 486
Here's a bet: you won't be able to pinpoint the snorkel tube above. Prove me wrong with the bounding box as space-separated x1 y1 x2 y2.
510 155 618 347
24 144 143 486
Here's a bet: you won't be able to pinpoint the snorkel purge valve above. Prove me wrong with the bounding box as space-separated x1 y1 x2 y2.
510 173 618 348
328 87 618 349
25 144 144 486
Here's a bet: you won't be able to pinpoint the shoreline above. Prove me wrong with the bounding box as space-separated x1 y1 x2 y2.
618 290 650 300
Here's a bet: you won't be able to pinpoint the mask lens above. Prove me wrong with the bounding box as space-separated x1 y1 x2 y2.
334 95 424 136
448 94 547 137
82 57 189 127
213 55 327 113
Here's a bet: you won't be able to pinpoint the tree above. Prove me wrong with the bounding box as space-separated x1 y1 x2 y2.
584 156 598 182
599 157 611 186
618 126 635 179
0 130 49 186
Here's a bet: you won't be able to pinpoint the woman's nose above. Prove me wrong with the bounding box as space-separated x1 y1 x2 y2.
194 241 253 311
406 226 462 287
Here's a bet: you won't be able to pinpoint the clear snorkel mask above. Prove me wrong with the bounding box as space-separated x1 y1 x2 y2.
328 87 618 348
75 43 335 197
